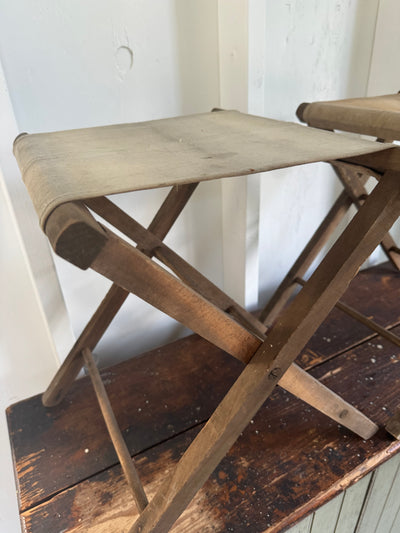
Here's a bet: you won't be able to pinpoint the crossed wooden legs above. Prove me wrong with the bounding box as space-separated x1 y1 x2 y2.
42 170 400 532
44 183 375 438
85 195 378 436
43 183 199 407
129 170 400 532
44 187 378 436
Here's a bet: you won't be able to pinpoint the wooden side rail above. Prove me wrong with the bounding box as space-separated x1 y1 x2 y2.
296 95 400 142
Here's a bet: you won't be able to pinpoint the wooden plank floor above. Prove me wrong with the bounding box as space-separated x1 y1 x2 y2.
7 263 400 533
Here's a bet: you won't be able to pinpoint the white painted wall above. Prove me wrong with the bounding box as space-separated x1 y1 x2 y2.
0 2 221 531
365 0 400 266
258 0 380 305
1 1 399 531
0 60 70 533
367 0 400 96
0 173 59 533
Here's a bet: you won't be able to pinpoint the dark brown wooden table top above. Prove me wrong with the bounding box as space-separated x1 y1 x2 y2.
7 263 400 533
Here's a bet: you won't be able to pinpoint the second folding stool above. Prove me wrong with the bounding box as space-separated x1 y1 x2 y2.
261 93 400 343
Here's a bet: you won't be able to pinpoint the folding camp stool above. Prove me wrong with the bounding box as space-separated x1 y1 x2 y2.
290 92 400 440
13 110 400 532
260 94 400 370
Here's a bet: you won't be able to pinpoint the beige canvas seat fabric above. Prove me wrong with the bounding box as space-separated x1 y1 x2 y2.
14 110 392 229
298 93 400 141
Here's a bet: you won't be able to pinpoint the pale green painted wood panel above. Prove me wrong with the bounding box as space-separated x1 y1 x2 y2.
334 473 372 533
356 454 400 533
284 444 400 533
310 492 345 533
389 502 400 533
287 514 313 533
375 456 400 533
285 456 400 533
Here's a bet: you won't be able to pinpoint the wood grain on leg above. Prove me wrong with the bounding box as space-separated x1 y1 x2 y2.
334 161 400 270
42 284 128 407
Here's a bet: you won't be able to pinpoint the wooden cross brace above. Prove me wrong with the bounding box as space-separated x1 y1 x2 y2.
41 166 400 532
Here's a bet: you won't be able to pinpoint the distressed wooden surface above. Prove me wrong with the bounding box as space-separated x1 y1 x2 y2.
7 263 400 532
8 335 243 512
298 263 400 368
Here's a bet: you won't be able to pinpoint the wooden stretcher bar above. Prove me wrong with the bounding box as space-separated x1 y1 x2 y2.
295 277 400 348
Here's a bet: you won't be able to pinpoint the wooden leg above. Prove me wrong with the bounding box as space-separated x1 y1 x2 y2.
128 170 400 533
42 183 198 407
260 162 400 329
142 183 198 244
86 195 266 336
43 284 128 406
279 363 377 439
82 348 148 511
259 190 352 326
90 228 261 363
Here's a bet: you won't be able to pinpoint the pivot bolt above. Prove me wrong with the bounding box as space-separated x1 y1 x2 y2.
269 367 282 380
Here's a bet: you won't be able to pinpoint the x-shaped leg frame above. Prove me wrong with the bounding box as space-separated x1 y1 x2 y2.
43 168 400 532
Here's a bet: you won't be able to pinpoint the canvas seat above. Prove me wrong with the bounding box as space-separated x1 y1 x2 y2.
297 92 400 141
13 107 400 532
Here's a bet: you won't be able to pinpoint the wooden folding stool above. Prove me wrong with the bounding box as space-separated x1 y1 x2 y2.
261 93 400 345
13 109 400 532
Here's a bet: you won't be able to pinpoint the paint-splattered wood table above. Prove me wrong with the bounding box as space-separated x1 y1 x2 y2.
7 262 400 532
